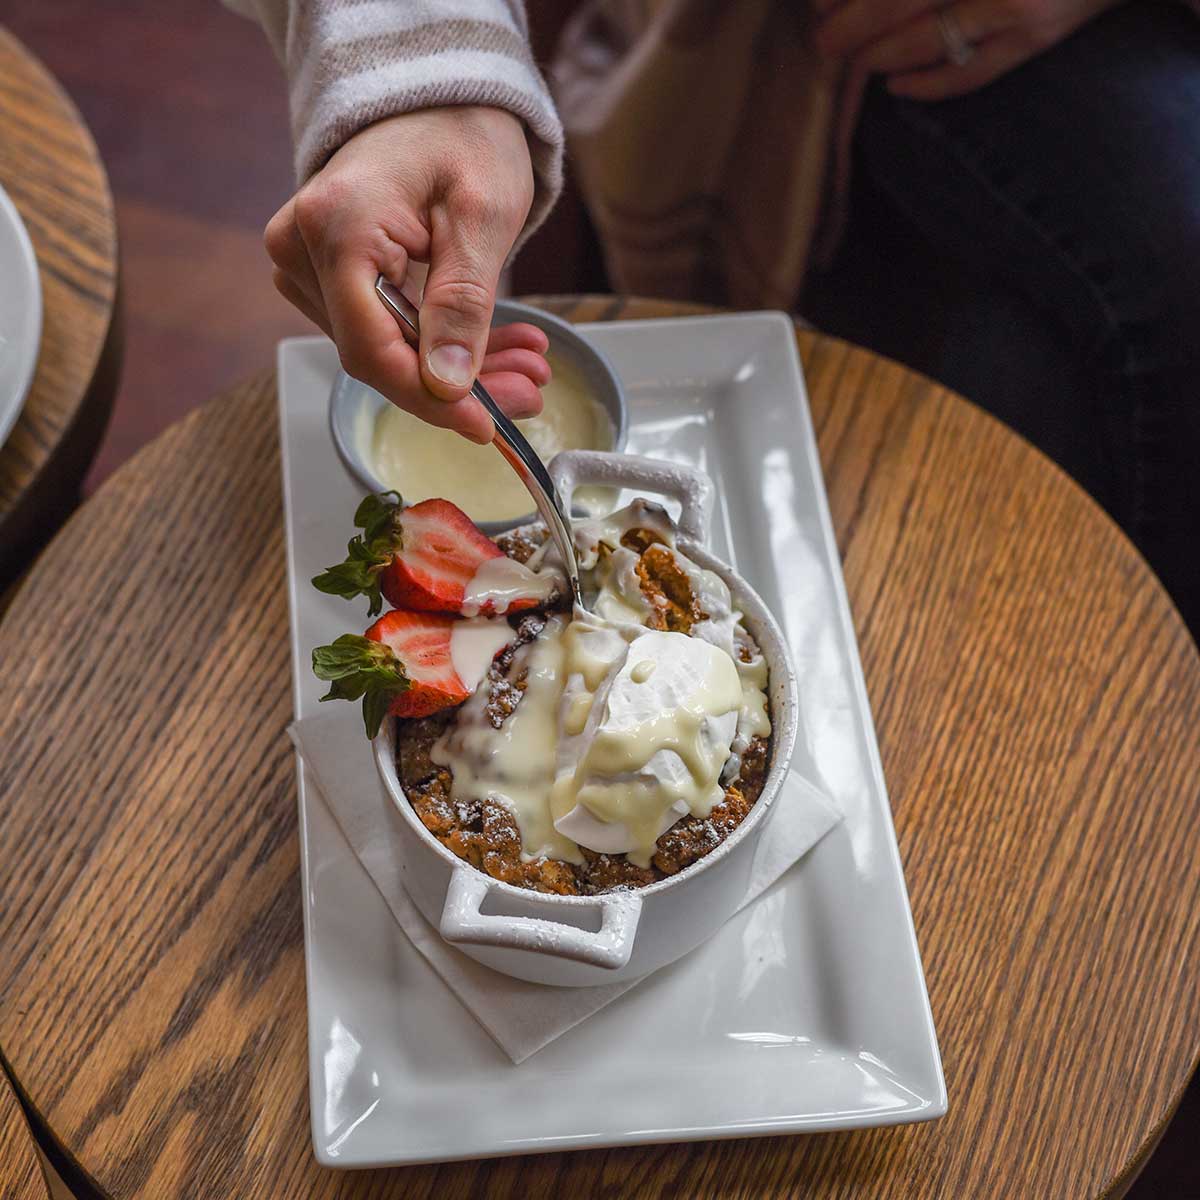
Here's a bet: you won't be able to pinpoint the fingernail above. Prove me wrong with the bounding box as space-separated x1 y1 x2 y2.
426 343 474 389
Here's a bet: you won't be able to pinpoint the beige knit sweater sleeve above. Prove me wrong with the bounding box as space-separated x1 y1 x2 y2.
226 0 563 245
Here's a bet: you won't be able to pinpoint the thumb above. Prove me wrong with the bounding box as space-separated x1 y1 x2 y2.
418 208 507 403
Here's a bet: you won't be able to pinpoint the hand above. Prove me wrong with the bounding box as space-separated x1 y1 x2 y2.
814 0 1120 101
265 107 548 443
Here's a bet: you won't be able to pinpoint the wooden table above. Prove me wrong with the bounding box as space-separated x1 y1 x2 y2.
0 297 1198 1199
0 29 120 584
1 1067 45 1200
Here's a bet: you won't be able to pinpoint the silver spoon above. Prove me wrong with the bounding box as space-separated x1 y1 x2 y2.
374 275 582 606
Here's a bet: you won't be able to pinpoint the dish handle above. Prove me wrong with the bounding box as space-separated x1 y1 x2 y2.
440 867 643 970
549 449 714 546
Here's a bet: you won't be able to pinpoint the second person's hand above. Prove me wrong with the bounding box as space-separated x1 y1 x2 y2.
265 105 548 443
815 0 1120 101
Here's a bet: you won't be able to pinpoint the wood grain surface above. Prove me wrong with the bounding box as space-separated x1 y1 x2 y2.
0 28 119 582
0 298 1198 1199
0 1065 45 1200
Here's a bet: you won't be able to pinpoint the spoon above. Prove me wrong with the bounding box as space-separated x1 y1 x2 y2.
373 275 583 607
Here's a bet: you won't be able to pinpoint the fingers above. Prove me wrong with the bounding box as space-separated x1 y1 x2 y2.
397 391 497 445
856 1 1015 75
283 181 495 437
485 322 549 355
265 201 325 312
272 267 332 337
476 371 544 421
479 347 552 387
816 0 936 59
336 267 503 443
305 234 502 442
378 369 540 445
419 185 526 401
319 254 420 392
886 29 1036 99
481 323 551 384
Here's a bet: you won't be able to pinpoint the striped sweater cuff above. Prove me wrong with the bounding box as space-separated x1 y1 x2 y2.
236 0 564 252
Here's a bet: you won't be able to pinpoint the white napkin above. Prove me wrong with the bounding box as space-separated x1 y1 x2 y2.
290 706 841 1063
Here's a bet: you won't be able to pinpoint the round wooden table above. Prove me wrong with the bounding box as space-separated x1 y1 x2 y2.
0 297 1198 1199
0 29 120 584
1 1068 44 1200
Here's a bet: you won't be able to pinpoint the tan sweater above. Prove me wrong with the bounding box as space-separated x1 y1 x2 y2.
550 0 853 309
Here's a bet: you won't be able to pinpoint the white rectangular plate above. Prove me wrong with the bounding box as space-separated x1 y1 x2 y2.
279 314 945 1169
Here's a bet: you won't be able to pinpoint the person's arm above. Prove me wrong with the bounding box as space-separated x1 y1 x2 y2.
229 0 564 441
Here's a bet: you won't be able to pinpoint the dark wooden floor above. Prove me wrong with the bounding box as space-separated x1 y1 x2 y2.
3 3 1196 1196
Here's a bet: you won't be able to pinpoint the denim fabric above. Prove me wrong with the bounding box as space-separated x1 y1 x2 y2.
816 1 1200 631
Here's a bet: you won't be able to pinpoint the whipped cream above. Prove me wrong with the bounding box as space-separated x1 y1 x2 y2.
431 502 772 868
551 626 743 866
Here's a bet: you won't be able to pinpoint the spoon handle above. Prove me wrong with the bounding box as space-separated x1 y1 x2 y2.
373 276 582 603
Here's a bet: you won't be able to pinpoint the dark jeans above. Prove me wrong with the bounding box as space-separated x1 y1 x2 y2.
805 0 1200 633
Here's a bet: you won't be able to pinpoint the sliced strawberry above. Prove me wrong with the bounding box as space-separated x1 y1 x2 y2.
380 498 505 613
313 492 554 617
313 610 473 736
367 609 470 717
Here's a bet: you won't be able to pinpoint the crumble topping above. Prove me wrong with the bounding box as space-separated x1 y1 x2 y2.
635 544 708 633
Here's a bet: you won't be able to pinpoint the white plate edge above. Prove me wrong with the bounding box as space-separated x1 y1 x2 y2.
275 339 331 1159
0 182 43 449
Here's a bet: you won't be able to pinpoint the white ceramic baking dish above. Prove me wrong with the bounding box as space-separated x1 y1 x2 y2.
374 450 799 986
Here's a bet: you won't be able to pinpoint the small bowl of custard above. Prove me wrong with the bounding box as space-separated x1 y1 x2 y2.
329 300 628 533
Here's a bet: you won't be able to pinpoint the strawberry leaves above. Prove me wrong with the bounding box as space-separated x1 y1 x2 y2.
353 491 405 544
312 491 404 616
312 633 410 738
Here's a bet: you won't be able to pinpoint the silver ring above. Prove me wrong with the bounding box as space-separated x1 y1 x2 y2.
936 6 975 66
